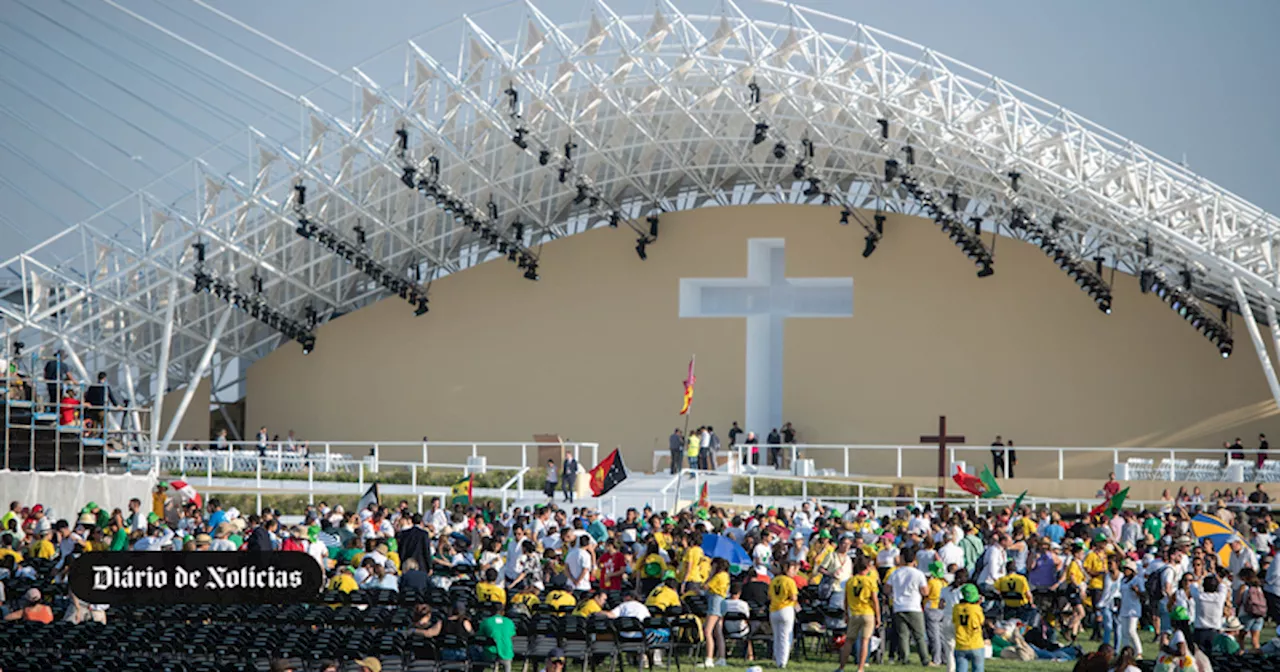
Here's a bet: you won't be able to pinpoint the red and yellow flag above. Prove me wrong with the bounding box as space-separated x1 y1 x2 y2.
679 356 696 415
698 481 709 509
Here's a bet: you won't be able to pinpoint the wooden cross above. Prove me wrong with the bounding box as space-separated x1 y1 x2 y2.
921 415 965 499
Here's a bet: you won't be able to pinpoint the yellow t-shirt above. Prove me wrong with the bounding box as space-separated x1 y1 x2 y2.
653 533 673 551
646 585 681 612
994 574 1030 607
845 574 879 616
1015 518 1037 539
953 602 985 651
545 590 576 609
477 582 507 604
687 435 701 457
769 575 798 612
1084 551 1106 589
328 573 359 593
682 546 708 583
573 598 603 617
0 548 24 564
29 539 56 560
925 577 948 610
1066 559 1086 587
637 553 669 579
706 571 730 598
512 592 541 609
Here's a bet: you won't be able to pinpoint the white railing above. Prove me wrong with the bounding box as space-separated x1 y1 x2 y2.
499 467 530 510
730 443 1278 482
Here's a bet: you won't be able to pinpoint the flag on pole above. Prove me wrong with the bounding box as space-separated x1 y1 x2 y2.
357 483 380 512
951 466 1003 498
698 481 710 509
1011 490 1028 511
978 466 1003 499
589 448 629 497
1089 487 1129 518
679 356 696 415
449 475 473 506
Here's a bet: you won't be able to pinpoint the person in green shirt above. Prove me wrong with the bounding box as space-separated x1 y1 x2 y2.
476 608 516 672
1142 512 1164 544
107 520 130 551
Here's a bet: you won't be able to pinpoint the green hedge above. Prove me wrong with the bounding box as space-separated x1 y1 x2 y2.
732 476 893 499
209 493 503 515
162 467 549 490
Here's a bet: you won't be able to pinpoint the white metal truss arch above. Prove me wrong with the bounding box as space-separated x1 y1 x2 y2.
2 0 1279 421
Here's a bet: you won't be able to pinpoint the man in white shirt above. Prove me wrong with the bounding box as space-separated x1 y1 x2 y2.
976 534 1009 587
753 532 775 576
132 525 174 551
876 540 900 581
428 497 449 532
937 532 965 573
884 548 931 665
1227 537 1258 589
503 526 528 583
605 592 653 637
565 535 595 591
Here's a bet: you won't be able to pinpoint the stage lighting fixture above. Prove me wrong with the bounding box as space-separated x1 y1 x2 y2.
250 273 263 294
647 215 659 238
539 149 551 165
772 141 787 159
414 297 430 316
301 336 315 355
558 167 569 183
874 213 886 233
507 248 519 262
512 128 529 150
876 118 889 139
504 86 519 111
839 210 850 225
884 159 899 182
792 162 807 180
971 217 982 236
12 341 23 357
747 81 761 105
635 237 649 260
524 264 539 281
564 141 577 161
295 219 313 239
803 178 822 197
609 211 621 228
903 146 915 166
517 255 529 269
294 184 306 207
1140 269 1155 294
574 185 589 204
354 226 366 246
395 128 409 153
1008 171 1021 192
753 122 769 145
400 167 416 189
862 233 878 258
304 305 318 328
512 221 525 240
192 241 206 263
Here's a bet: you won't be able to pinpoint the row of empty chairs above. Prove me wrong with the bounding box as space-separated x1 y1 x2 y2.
1124 456 1280 482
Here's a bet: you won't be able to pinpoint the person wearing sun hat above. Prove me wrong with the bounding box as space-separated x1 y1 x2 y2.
952 583 985 672
352 657 381 672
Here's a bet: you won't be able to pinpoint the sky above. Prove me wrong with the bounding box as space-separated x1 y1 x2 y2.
0 0 1277 265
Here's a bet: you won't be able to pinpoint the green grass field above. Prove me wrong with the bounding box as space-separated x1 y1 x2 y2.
703 628 1275 672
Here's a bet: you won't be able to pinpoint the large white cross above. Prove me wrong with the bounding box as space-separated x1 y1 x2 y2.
679 238 853 437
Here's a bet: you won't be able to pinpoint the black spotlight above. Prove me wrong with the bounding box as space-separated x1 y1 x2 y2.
414 297 430 316
1140 269 1155 294
803 178 821 197
884 159 899 182
294 184 306 207
609 211 620 228
512 128 529 150
523 264 539 281
301 335 316 355
792 162 807 180
192 241 206 263
862 233 878 258
647 215 659 238
876 118 889 139
977 263 994 278
400 166 417 189
539 149 551 165
772 141 787 159
839 210 850 225
635 237 648 260
574 185 589 204
752 122 769 146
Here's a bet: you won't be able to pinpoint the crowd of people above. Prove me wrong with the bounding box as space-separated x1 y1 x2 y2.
667 422 798 474
1 478 1279 672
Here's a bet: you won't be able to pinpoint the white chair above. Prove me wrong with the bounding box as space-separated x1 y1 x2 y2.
1128 458 1154 480
1191 459 1218 481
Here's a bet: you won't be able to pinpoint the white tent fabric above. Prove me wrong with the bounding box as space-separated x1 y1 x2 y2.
0 470 156 523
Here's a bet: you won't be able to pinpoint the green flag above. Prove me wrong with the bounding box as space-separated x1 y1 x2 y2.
978 466 1003 499
1090 487 1130 518
1011 490 1028 511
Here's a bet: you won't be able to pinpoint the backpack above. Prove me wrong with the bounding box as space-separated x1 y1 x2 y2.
1145 566 1168 602
1243 585 1267 617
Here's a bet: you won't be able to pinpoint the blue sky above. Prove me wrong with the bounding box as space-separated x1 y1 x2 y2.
0 0 1276 263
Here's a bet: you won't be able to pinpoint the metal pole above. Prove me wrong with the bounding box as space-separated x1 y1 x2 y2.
150 280 179 448
1234 277 1280 411
159 306 232 451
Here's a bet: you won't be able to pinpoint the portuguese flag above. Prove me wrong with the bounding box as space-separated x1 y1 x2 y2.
449 475 473 506
952 465 1003 499
698 481 710 509
589 448 629 497
1090 487 1129 518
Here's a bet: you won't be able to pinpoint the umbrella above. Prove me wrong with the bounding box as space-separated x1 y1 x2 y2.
701 533 751 568
765 523 792 541
1190 513 1235 565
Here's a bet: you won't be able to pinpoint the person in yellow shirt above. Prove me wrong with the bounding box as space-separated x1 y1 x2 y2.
994 561 1034 625
686 432 701 471
510 585 542 611
636 541 669 594
572 590 607 617
703 558 731 668
680 533 708 589
837 555 881 672
1054 543 1088 641
28 532 57 561
545 587 577 611
768 561 800 668
952 584 985 672
0 534 24 565
1083 537 1108 637
476 568 507 605
328 567 359 594
645 577 682 612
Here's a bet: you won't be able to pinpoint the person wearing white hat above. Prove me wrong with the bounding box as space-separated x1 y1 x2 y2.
1117 560 1144 658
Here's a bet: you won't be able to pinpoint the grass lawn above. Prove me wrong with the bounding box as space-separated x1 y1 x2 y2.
704 628 1275 672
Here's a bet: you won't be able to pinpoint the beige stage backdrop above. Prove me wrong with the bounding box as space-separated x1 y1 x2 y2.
244 205 1278 478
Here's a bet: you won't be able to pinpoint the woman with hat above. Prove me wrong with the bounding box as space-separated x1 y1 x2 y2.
952 583 985 672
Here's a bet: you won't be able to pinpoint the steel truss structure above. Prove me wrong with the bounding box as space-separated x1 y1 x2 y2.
4 0 1280 447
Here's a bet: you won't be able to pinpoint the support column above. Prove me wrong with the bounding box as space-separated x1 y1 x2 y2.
1232 277 1280 410
1266 304 1280 379
149 280 180 447
160 307 232 451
